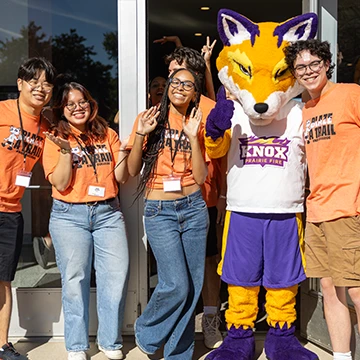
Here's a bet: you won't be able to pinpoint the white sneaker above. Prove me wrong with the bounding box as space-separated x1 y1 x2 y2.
68 351 87 360
98 344 124 360
202 313 223 349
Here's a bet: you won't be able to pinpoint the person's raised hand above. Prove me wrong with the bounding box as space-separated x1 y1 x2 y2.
153 36 183 48
44 131 71 151
201 36 217 62
183 107 202 140
138 106 160 135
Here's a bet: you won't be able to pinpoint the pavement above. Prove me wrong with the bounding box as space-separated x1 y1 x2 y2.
12 333 332 360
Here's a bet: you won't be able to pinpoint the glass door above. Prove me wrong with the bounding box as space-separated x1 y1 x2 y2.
300 0 360 355
1 0 144 337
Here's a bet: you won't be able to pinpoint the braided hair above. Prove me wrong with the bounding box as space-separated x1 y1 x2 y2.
136 68 202 197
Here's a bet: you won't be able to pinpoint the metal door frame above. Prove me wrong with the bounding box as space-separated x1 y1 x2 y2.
9 0 148 338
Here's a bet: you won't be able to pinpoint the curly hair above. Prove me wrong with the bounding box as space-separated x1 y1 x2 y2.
136 68 202 197
51 82 108 141
283 39 335 79
165 47 206 84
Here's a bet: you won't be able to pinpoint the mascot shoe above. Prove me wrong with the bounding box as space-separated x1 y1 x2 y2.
205 326 255 360
264 324 318 360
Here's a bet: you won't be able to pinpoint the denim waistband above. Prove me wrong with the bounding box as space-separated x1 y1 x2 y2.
56 197 117 206
144 189 202 206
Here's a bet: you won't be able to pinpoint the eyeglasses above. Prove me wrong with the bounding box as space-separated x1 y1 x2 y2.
294 60 323 76
65 100 90 112
25 80 54 93
169 77 195 91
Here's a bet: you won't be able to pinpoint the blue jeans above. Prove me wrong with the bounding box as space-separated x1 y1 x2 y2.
49 198 129 352
135 190 209 360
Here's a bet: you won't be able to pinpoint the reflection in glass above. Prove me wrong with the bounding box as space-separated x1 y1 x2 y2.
0 0 118 288
337 0 360 84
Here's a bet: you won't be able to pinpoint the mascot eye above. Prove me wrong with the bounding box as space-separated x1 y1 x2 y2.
275 68 288 79
235 61 252 78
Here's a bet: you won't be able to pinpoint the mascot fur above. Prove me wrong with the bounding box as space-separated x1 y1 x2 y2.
204 10 318 360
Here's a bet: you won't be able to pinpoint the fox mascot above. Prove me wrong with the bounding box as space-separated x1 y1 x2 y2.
204 10 318 360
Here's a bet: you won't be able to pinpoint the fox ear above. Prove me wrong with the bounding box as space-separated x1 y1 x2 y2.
274 12 318 47
218 9 260 47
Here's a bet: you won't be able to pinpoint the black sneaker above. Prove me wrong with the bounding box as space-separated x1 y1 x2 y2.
33 236 51 269
0 343 28 359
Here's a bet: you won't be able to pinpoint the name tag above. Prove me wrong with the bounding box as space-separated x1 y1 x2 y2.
163 175 181 192
88 185 105 197
15 170 32 187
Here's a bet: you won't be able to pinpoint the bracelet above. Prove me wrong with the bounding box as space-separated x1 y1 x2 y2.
119 149 129 152
60 148 71 154
219 195 226 199
136 131 146 137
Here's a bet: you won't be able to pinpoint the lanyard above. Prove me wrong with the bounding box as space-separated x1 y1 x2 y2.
16 98 42 169
166 118 185 174
74 135 99 183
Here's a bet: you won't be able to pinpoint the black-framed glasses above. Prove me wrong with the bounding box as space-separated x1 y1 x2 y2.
65 100 90 112
294 60 323 76
25 79 54 93
169 77 195 91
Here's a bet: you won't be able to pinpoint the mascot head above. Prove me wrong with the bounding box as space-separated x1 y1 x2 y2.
217 10 318 126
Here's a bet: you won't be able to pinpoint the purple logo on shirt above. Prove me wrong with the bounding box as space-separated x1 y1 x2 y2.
239 136 290 167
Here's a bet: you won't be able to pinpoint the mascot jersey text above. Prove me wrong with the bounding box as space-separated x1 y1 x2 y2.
204 9 318 360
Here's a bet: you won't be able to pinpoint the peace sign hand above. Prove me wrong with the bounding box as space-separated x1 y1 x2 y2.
201 36 217 62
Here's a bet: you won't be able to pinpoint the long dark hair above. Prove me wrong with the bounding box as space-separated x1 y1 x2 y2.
136 68 202 197
51 82 108 141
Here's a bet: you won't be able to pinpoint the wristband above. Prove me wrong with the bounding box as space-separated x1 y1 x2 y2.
219 195 226 199
60 148 71 154
136 131 146 137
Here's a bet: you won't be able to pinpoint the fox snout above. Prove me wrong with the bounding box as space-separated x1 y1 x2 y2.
254 103 269 114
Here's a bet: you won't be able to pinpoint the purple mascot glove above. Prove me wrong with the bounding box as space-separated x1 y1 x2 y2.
206 86 235 141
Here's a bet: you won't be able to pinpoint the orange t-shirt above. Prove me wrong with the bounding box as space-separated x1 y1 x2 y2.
42 127 121 203
199 95 220 206
303 83 360 222
127 110 208 190
0 99 48 212
201 158 223 207
199 94 216 117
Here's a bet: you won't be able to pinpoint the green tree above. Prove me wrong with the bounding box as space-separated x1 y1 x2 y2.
102 31 118 127
103 31 118 63
0 21 51 85
52 29 116 122
0 22 117 122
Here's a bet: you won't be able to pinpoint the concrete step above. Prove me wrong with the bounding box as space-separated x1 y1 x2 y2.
12 334 332 360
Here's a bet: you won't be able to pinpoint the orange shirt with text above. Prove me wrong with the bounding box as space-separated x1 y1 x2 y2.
127 112 206 189
0 99 48 212
303 83 360 222
42 127 121 203
127 96 214 190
